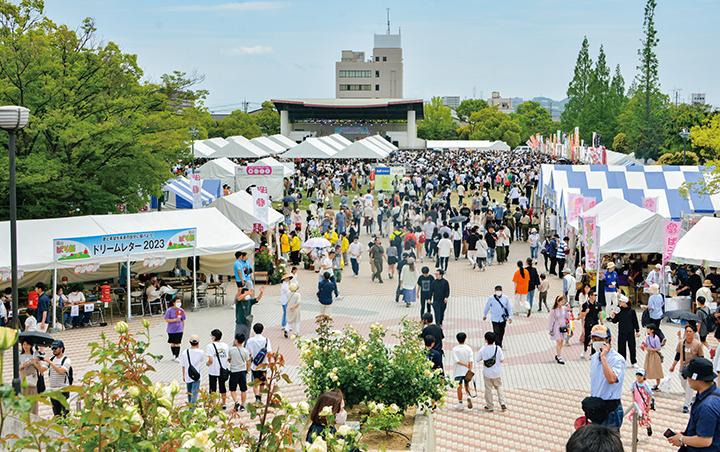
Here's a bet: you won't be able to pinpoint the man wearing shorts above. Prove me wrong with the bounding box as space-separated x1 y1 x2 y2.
234 252 254 289
228 333 251 412
235 286 265 342
206 329 229 409
246 323 272 403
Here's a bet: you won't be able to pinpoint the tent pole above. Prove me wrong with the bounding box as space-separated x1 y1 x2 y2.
48 265 58 333
126 255 132 322
192 247 199 312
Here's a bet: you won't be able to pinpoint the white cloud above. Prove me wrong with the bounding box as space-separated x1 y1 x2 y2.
222 45 274 55
158 2 287 12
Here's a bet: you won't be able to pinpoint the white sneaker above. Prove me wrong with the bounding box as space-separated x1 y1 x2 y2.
336 296 344 300
455 403 464 411
632 363 639 369
580 351 586 359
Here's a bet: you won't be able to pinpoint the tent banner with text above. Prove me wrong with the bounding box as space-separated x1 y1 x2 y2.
583 216 598 270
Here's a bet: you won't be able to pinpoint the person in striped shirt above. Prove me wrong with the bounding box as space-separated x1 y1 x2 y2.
555 236 568 278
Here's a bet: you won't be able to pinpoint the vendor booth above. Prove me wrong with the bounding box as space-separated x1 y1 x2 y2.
332 138 388 159
197 158 237 189
280 138 337 159
671 216 720 267
153 177 219 210
206 191 285 232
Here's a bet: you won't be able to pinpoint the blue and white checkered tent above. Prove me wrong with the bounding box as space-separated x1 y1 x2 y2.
152 177 219 210
538 165 720 221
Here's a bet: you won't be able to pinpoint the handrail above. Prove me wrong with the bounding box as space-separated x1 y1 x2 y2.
626 402 640 452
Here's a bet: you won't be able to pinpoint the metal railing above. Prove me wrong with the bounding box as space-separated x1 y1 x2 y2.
627 401 641 452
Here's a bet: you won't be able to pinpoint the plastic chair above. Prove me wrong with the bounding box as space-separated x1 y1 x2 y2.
130 291 145 317
196 284 209 309
147 290 164 316
215 283 229 305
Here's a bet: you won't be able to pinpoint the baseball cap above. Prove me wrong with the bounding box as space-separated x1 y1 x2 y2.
635 368 646 376
590 324 609 339
619 294 629 303
494 285 503 291
681 357 718 381
655 263 662 269
51 339 64 349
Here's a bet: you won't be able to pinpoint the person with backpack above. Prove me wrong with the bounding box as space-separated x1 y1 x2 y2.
640 284 666 344
41 339 73 417
696 296 714 348
206 329 230 410
246 323 272 403
227 333 252 412
476 331 506 412
180 334 205 405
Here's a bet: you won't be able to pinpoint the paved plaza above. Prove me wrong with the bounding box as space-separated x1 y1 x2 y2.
8 235 703 451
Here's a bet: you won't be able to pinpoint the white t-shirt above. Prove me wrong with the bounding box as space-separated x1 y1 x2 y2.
246 334 272 371
348 242 364 259
179 348 206 382
437 238 453 257
25 315 37 331
206 342 229 377
67 292 85 304
452 344 474 379
476 345 504 379
321 257 334 276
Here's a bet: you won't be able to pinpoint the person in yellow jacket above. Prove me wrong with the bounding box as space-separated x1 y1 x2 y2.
289 231 301 265
323 227 339 246
280 229 290 260
339 233 350 269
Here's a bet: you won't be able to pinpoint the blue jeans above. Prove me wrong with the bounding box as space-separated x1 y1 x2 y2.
350 258 359 276
530 245 538 259
281 304 287 329
601 403 624 430
487 248 495 265
526 289 535 309
186 380 200 404
438 256 449 272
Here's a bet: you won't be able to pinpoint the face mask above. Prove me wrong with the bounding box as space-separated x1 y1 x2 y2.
245 295 251 300
495 291 502 297
592 342 604 353
175 302 181 308
335 409 347 425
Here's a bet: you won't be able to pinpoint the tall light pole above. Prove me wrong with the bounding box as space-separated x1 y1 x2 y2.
680 128 691 166
0 106 30 395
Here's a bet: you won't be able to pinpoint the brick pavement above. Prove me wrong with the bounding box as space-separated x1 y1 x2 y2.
14 229 703 451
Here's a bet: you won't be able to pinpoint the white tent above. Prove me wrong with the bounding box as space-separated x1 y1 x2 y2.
318 136 346 152
207 191 285 232
580 197 666 253
332 139 388 159
211 137 267 159
365 135 398 153
162 177 218 209
251 136 286 155
192 141 216 158
327 133 352 147
671 216 720 266
281 138 337 159
425 140 510 151
201 137 230 150
267 134 298 150
197 158 237 188
251 157 295 177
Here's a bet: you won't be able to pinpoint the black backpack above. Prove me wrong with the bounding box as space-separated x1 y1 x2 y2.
700 307 716 333
50 356 73 385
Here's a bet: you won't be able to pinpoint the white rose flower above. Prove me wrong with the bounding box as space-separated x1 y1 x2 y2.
337 425 352 436
319 405 334 417
314 360 322 368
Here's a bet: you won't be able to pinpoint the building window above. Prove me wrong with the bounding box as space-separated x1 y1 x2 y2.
339 70 371 78
375 70 380 77
375 84 380 91
339 84 371 91
382 56 387 61
375 56 379 61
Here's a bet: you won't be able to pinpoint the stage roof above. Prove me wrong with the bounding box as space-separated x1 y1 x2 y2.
272 98 425 121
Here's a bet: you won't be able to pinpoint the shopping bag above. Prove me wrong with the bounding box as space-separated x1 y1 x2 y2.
658 374 673 393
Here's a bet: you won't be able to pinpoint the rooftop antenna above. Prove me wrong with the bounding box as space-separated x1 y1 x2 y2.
387 8 390 35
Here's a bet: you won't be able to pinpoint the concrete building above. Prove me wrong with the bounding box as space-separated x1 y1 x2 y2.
335 34 403 99
488 91 514 114
441 96 460 109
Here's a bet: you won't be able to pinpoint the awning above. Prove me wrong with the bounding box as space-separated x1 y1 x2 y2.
671 216 720 266
280 138 337 159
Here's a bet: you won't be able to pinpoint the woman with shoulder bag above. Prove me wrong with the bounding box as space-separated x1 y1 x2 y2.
19 338 42 415
548 295 571 364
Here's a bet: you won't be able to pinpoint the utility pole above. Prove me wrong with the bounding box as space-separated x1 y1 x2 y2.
386 8 390 35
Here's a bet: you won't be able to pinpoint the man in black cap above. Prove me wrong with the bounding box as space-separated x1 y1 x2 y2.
39 339 72 417
667 357 720 450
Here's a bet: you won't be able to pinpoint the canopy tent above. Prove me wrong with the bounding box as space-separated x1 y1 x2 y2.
250 136 286 155
365 135 398 153
267 134 297 150
318 136 347 152
538 164 720 221
671 217 720 266
579 197 666 253
332 139 388 159
280 138 337 159
425 140 511 151
154 177 218 210
201 137 230 150
197 158 237 189
327 133 353 147
251 157 295 177
192 141 217 158
605 149 641 166
210 136 267 159
206 191 285 232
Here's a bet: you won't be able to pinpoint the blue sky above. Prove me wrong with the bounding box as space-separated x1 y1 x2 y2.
44 0 719 114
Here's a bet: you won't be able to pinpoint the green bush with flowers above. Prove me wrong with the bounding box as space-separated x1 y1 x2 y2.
294 316 447 412
363 402 403 436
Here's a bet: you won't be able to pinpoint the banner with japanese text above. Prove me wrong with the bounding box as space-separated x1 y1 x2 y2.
568 193 584 223
583 216 598 270
642 197 659 213
252 186 269 233
190 172 202 209
53 228 197 262
662 221 682 266
583 197 596 212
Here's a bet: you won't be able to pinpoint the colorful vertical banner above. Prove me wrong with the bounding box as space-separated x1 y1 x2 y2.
583 197 596 211
252 186 269 233
568 193 584 222
662 221 682 266
641 197 659 213
583 216 598 270
574 127 580 150
190 173 202 209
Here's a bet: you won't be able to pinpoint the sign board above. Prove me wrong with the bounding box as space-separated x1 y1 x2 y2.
374 166 405 191
335 127 369 134
235 166 284 200
53 228 197 262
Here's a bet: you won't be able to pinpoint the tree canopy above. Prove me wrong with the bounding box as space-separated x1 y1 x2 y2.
417 97 458 140
456 99 489 123
512 101 558 144
457 107 522 148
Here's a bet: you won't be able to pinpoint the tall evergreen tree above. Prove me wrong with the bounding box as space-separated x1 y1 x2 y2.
561 37 593 137
586 45 613 145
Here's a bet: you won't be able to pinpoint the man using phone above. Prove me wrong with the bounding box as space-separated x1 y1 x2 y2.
589 324 626 431
666 357 720 450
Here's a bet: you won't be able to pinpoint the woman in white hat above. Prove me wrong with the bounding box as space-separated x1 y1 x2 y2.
285 283 301 336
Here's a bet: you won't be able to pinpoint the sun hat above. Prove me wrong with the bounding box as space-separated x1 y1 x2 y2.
681 357 718 381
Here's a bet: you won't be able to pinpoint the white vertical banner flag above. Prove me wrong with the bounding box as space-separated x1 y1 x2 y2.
641 197 659 213
190 172 202 209
252 186 269 233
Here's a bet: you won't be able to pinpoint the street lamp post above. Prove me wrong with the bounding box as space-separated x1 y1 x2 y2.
680 128 691 166
0 106 30 395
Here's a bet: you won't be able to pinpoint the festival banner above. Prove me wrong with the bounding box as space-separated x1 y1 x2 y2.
583 216 598 270
568 193 584 222
190 172 202 209
252 186 269 233
583 197 596 212
641 197 659 213
53 228 197 261
662 221 682 266
574 127 580 150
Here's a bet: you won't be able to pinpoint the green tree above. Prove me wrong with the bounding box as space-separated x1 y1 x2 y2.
0 2 201 219
256 100 280 135
456 98 489 123
689 113 720 162
586 46 618 146
656 150 699 166
512 101 558 143
561 37 593 137
457 107 521 148
612 133 631 154
657 104 711 160
214 109 261 139
417 96 458 140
